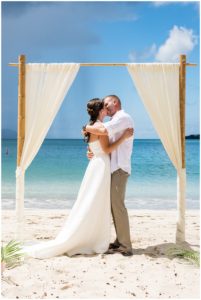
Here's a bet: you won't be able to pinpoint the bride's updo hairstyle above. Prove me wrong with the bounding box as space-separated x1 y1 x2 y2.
87 98 104 124
83 98 104 143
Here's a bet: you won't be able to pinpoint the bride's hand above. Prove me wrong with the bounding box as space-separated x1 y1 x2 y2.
123 128 134 140
87 147 94 160
81 125 87 137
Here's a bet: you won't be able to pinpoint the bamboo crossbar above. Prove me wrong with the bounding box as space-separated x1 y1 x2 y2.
8 62 197 67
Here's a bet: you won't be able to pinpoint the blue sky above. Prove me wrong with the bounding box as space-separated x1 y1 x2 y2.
2 1 200 139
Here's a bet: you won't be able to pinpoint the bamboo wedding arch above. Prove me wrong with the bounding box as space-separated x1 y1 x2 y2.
9 54 196 242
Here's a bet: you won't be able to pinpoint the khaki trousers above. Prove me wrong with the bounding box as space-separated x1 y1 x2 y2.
111 168 132 251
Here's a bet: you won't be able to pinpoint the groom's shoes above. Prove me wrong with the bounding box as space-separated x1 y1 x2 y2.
108 243 120 250
105 246 133 257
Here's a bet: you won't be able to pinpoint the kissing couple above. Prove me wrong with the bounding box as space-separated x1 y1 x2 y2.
24 95 134 258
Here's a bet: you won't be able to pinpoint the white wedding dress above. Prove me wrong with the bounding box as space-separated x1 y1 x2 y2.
24 140 111 258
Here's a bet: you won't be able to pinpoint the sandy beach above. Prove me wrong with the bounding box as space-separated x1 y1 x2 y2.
1 209 200 299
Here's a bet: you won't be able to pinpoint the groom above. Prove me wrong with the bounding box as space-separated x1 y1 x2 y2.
85 95 134 256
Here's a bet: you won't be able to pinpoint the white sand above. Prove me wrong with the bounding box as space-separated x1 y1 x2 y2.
1 209 200 299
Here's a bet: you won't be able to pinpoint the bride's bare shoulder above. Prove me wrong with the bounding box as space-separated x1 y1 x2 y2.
89 133 99 143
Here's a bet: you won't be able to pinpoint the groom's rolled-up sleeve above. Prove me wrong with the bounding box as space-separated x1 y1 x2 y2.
103 116 129 136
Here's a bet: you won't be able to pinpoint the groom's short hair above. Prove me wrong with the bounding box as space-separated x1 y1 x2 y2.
104 95 121 108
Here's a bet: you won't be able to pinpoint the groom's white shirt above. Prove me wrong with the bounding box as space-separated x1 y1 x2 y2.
103 110 134 175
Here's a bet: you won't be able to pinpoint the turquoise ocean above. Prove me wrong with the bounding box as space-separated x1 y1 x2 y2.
1 139 200 210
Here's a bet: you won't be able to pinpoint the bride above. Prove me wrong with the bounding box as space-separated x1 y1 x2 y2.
23 98 133 258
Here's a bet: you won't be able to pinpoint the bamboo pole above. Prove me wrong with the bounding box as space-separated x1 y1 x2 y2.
9 62 197 67
17 55 26 166
179 54 186 168
176 54 187 243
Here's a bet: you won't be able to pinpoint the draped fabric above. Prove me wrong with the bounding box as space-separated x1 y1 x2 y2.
16 63 80 239
127 63 186 242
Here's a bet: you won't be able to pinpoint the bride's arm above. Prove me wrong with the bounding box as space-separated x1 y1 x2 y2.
85 123 107 136
99 128 133 154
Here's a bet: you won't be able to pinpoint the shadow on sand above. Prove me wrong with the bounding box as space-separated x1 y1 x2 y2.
71 241 199 261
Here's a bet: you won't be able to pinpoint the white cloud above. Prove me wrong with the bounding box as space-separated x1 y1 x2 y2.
155 26 198 62
129 44 157 62
128 26 197 63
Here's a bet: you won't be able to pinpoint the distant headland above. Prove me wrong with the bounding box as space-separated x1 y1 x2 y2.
185 134 200 140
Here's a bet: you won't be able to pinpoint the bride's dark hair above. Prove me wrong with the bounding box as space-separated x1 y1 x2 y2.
83 98 104 143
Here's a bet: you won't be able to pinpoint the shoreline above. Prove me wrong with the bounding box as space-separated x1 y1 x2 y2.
2 200 200 210
1 208 200 211
2 209 200 299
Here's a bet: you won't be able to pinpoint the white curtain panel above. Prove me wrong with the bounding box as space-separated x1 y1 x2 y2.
16 63 80 239
127 63 186 242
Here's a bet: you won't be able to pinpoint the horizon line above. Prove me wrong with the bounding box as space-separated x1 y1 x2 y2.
2 136 199 141
2 137 161 140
